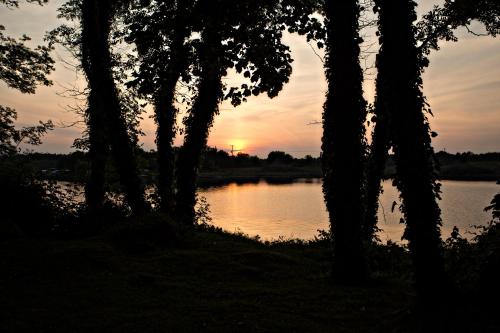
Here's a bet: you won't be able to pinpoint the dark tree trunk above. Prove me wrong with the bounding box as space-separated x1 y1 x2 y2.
363 124 389 241
362 68 392 242
154 24 190 215
81 0 108 215
83 91 108 216
155 75 180 215
322 0 368 283
81 0 147 215
174 22 223 225
374 0 445 303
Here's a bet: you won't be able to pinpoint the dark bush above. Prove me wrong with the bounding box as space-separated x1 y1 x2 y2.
106 214 180 253
0 163 78 238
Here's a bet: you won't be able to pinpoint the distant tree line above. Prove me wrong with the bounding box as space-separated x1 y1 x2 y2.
7 149 500 185
8 148 320 181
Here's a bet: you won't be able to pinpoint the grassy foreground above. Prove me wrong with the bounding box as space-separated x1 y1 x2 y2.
0 224 497 332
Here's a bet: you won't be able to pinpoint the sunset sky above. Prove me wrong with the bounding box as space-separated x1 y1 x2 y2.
1 0 499 157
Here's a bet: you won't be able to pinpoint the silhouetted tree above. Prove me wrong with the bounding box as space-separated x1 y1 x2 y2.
125 0 196 215
267 151 294 165
373 0 445 305
321 0 368 282
0 0 47 8
417 0 499 55
363 111 389 241
0 0 54 157
363 0 500 241
174 0 293 224
80 0 147 215
173 1 223 224
0 106 53 158
485 193 500 222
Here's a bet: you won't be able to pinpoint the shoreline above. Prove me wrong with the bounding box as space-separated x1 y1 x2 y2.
197 173 500 187
46 173 500 188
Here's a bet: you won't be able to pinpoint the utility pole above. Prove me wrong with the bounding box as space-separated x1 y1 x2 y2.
230 145 242 156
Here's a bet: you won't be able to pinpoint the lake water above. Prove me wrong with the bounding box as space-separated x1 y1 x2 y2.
199 180 499 242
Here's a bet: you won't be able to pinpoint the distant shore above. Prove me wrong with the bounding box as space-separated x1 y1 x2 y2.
197 166 322 187
197 158 500 185
7 150 500 185
31 164 500 186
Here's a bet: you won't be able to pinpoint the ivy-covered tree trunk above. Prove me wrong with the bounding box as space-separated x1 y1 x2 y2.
154 27 190 215
155 73 180 215
174 19 223 225
81 0 147 215
83 91 108 215
362 60 392 242
81 0 108 215
322 0 368 282
374 0 445 303
363 119 390 241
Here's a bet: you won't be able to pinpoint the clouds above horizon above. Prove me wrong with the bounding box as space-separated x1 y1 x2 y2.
1 0 499 157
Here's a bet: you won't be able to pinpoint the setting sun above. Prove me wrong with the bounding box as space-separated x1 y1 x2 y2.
228 139 248 154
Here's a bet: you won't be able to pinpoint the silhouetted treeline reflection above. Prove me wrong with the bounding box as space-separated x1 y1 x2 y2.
1 0 500 331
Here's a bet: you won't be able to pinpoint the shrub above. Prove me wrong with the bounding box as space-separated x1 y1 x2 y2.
0 163 81 238
106 214 179 253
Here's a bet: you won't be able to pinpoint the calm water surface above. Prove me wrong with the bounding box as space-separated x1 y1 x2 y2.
199 179 499 242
